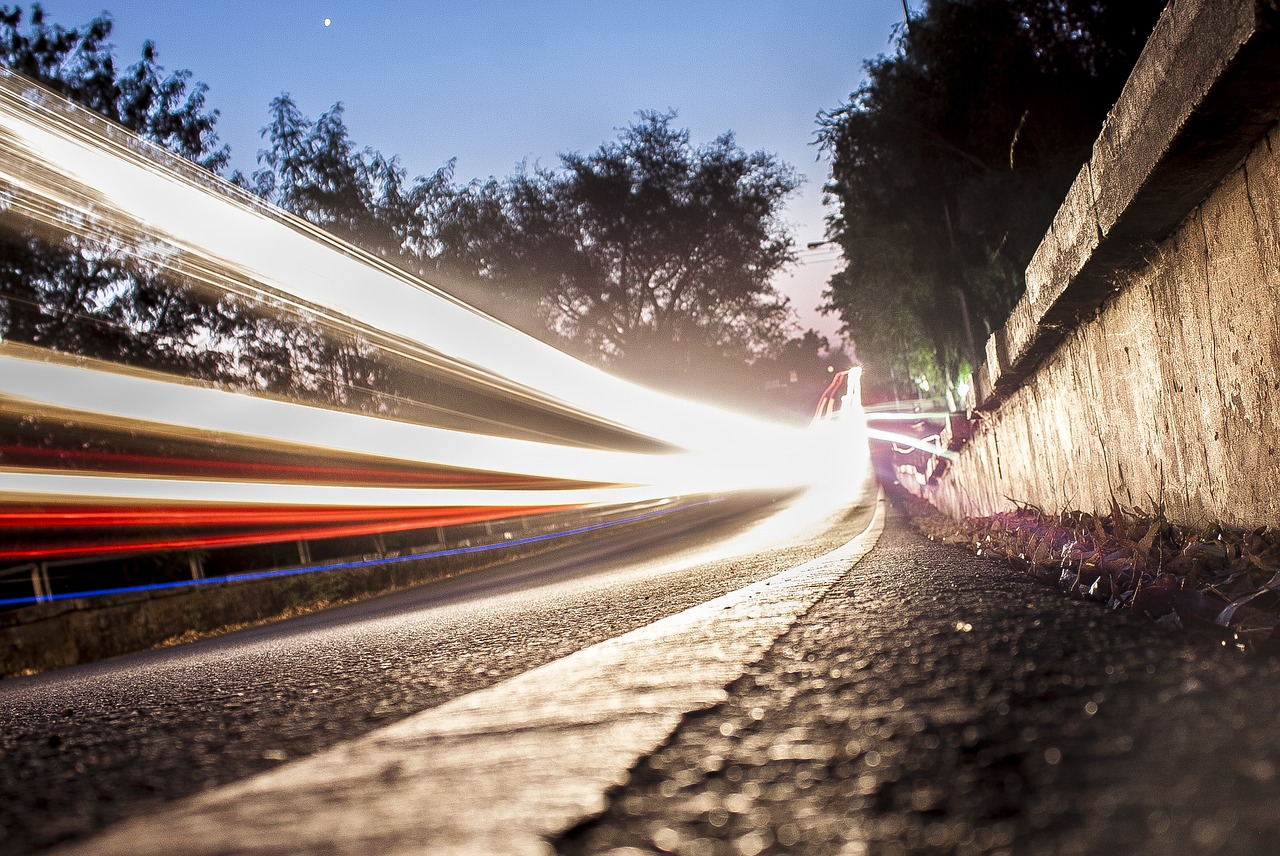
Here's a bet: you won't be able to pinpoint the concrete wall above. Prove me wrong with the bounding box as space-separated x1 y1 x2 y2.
923 0 1280 529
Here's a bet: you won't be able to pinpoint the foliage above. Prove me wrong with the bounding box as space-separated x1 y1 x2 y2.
250 104 810 405
248 103 812 407
818 0 1166 401
436 111 802 393
2 6 812 413
0 3 234 377
252 94 457 267
0 5 228 171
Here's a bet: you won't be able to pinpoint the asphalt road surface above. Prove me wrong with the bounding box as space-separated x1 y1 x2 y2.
6 483 1280 855
0 485 878 855
560 506 1280 856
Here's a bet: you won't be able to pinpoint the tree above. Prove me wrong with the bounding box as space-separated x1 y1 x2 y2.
817 0 1166 402
251 94 464 275
0 4 233 377
441 111 801 393
250 94 468 409
2 8 809 411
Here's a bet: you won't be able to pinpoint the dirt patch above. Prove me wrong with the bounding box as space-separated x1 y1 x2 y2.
903 494 1280 650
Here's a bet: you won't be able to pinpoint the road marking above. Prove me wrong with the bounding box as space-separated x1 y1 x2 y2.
62 491 886 856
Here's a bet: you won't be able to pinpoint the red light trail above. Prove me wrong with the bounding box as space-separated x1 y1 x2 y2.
0 503 572 561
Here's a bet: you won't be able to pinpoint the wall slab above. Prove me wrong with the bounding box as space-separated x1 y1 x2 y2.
924 0 1280 530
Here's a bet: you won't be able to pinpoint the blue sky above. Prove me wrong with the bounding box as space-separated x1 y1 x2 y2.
41 1 906 340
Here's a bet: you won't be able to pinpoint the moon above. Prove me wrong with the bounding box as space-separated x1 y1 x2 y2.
324 18 331 27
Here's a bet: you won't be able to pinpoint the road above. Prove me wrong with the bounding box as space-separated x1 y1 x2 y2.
6 481 1280 855
563 506 1280 856
0 484 878 855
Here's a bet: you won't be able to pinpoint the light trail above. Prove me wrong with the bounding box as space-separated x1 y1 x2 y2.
0 345 699 488
0 67 870 588
864 427 958 461
864 411 953 422
0 67 793 456
0 345 820 512
0 444 562 488
0 505 554 530
0 499 718 607
0 470 723 510
0 504 570 561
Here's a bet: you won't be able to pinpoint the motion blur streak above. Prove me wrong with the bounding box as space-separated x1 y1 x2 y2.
0 504 570 561
0 499 715 607
862 410 952 421
0 346 822 501
0 444 557 488
0 67 792 456
0 67 870 576
864 427 958 461
0 470 726 510
0 345 710 489
0 505 557 529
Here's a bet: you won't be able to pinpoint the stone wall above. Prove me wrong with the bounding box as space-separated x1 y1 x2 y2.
923 0 1280 529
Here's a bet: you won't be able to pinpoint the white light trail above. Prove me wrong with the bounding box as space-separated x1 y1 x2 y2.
0 345 691 488
0 345 834 501
865 427 957 460
864 411 952 422
0 469 694 509
0 67 794 457
0 67 874 562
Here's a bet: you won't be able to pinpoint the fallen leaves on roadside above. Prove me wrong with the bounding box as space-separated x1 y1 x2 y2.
906 498 1280 650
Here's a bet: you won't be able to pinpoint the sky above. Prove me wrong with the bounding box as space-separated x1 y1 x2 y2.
41 1 907 343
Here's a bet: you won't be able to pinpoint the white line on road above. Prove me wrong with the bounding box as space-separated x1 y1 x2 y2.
62 490 886 856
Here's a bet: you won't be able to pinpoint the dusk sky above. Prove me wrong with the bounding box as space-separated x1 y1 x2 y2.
45 1 908 342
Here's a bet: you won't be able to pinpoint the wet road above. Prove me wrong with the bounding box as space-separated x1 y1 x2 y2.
0 487 877 855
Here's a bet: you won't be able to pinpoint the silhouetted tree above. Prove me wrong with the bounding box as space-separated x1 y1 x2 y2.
439 111 801 393
818 0 1166 401
0 4 234 377
249 94 469 409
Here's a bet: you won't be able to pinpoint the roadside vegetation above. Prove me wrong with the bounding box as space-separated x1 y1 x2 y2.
817 0 1166 404
908 496 1280 651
